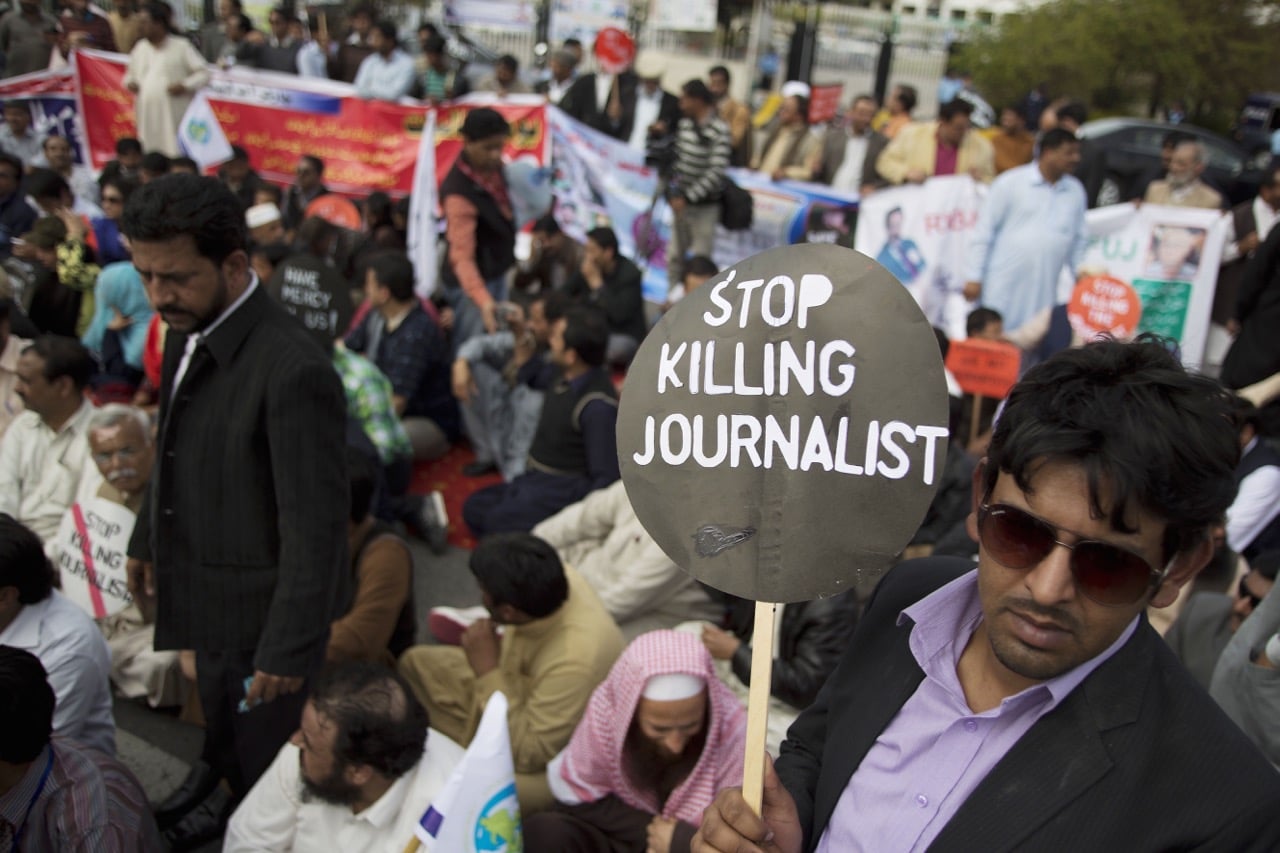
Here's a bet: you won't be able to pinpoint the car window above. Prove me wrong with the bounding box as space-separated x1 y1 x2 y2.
1199 137 1242 172
1131 128 1167 155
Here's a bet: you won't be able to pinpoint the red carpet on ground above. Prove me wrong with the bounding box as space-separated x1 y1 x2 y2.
410 442 501 551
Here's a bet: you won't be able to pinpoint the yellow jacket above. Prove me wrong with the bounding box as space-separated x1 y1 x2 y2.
876 121 996 185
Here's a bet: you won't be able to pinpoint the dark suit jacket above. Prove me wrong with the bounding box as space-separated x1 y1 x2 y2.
128 286 350 677
560 71 639 141
1223 223 1280 389
777 557 1280 852
816 127 889 189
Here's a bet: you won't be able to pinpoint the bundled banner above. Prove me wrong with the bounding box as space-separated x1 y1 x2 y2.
416 692 522 852
548 107 861 302
72 50 548 195
854 177 1227 366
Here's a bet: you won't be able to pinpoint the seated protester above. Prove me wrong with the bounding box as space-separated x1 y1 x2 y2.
38 134 99 209
138 150 170 184
17 211 100 338
97 137 143 189
533 479 721 640
527 630 747 853
513 214 584 294
476 53 531 96
700 592 857 755
398 533 625 813
64 404 185 708
1226 397 1280 563
418 34 470 103
1166 547 1274 689
253 181 284 210
353 20 417 102
0 152 37 262
25 166 99 228
217 145 263 211
329 449 416 666
0 516 114 755
564 227 647 368
0 297 31 438
224 662 465 852
90 176 137 265
463 306 620 537
453 290 566 481
82 262 151 389
344 251 459 462
0 335 95 544
0 100 45 166
0 647 160 848
751 94 820 182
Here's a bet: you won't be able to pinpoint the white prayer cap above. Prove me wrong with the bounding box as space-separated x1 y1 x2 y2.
780 80 811 99
642 673 705 702
246 203 281 229
634 53 664 82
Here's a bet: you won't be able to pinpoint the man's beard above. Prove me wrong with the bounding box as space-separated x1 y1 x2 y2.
623 718 707 808
300 758 362 807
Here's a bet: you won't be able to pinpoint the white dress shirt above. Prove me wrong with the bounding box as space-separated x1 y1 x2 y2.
1226 437 1280 553
628 87 664 152
0 590 115 756
831 131 870 192
1220 196 1280 264
0 399 95 543
224 731 465 852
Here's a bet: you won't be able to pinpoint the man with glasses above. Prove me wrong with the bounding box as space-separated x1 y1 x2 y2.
695 337 1280 852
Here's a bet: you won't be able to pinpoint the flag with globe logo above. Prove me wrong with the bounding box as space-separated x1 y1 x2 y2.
177 92 233 170
415 691 522 852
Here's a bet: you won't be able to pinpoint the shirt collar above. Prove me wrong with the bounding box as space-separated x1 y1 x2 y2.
0 594 52 650
350 763 416 828
900 569 1139 711
200 273 258 342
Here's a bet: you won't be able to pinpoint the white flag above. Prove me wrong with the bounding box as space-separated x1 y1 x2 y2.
407 110 439 298
415 691 522 852
177 92 233 170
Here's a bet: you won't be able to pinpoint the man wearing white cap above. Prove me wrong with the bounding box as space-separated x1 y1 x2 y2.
245 202 284 245
627 54 680 156
526 630 747 853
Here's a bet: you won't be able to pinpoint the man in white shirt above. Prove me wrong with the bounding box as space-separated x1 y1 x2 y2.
0 335 95 544
627 55 678 156
353 19 416 102
1226 398 1280 562
0 514 114 756
224 662 464 852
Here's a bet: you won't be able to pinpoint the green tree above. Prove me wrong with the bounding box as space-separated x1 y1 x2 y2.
958 0 1280 131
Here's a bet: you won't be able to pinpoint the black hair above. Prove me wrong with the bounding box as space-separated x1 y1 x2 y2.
310 662 429 780
229 11 252 32
1055 100 1088 127
0 297 9 325
115 137 142 156
536 288 568 322
532 213 560 235
140 151 171 174
966 307 1003 337
1040 127 1079 152
884 205 903 227
122 174 247 265
347 447 378 523
563 37 582 50
1262 165 1280 190
229 144 249 162
25 168 70 202
0 152 21 179
250 240 291 266
367 251 415 301
170 156 198 173
585 226 618 255
938 98 974 122
255 183 284 206
24 334 95 392
470 532 568 619
100 175 138 203
299 154 324 176
0 646 54 763
0 514 55 605
894 84 918 113
460 107 510 142
141 1 173 28
708 65 730 82
681 79 714 105
683 255 718 279
424 34 446 55
373 19 396 41
364 190 393 229
497 54 518 72
562 304 609 367
1231 394 1262 434
983 336 1239 560
350 2 376 20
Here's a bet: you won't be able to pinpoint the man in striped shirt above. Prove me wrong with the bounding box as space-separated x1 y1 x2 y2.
666 80 731 287
0 646 162 851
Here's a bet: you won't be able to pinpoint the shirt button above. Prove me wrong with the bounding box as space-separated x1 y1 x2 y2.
964 720 978 733
916 794 928 808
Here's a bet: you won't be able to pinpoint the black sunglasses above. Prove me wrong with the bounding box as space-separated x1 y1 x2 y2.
977 503 1168 607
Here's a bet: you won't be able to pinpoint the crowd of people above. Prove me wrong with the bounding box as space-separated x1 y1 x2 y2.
0 3 1278 852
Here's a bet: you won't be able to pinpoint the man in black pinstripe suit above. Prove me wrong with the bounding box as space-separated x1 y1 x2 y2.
122 175 350 832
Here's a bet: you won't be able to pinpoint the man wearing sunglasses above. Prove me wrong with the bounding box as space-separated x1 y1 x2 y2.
695 338 1280 853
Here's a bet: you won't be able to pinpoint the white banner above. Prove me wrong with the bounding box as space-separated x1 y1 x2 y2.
416 692 522 851
407 110 439 297
855 179 1227 366
444 0 538 31
649 0 717 32
52 498 136 620
549 0 631 48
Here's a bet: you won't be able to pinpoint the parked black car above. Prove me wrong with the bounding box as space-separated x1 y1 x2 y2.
1075 118 1266 208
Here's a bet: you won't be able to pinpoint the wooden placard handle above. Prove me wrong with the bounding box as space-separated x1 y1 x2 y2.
741 600 778 814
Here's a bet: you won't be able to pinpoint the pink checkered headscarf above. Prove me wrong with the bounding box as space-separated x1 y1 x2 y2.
552 630 747 825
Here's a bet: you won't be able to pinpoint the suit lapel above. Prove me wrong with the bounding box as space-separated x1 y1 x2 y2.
929 624 1154 852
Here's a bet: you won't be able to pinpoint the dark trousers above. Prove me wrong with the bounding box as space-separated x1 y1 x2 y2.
462 470 593 537
523 801 650 853
195 650 316 797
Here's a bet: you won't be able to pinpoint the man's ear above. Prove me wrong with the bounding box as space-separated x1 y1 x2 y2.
965 459 989 544
1149 535 1215 609
222 248 251 286
344 762 375 788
